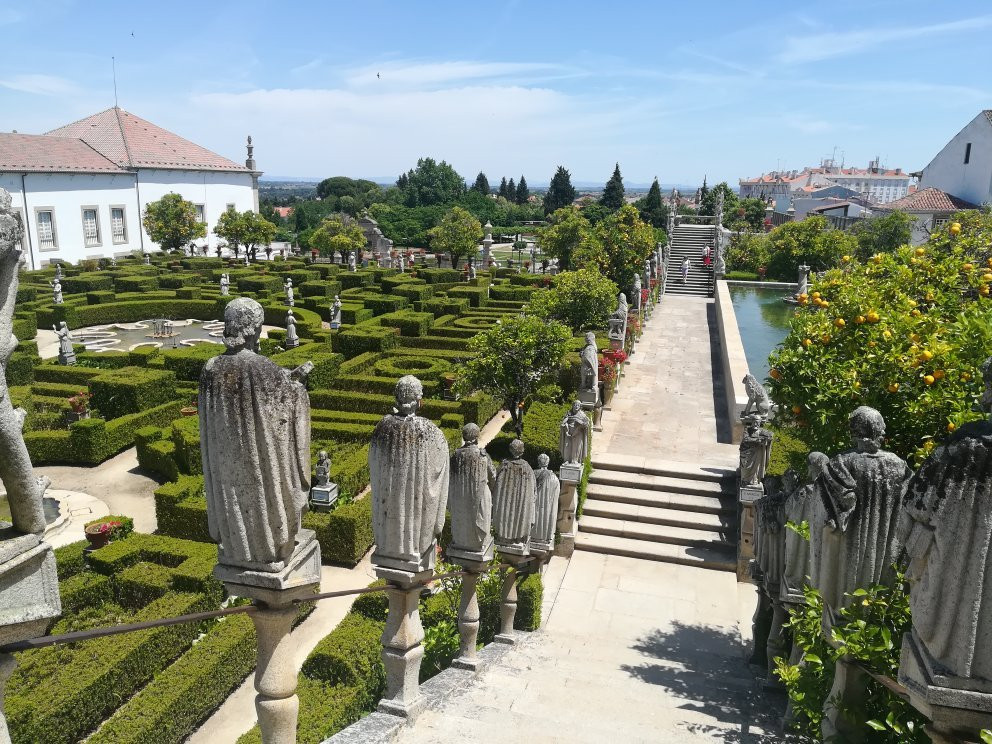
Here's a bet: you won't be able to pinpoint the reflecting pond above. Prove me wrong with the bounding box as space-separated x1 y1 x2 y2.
728 285 795 383
0 495 61 525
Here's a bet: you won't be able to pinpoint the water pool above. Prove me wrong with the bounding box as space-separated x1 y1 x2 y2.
728 285 795 383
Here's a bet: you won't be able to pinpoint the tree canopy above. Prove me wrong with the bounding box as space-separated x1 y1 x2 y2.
578 205 655 292
498 177 509 200
530 268 619 332
397 157 466 207
538 207 599 272
471 172 490 195
428 206 482 268
309 214 366 259
516 175 529 205
507 178 516 204
851 211 915 261
637 177 668 228
543 166 576 215
600 163 625 210
213 209 277 259
142 193 206 252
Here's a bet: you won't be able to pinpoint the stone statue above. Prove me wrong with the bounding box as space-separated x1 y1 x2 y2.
739 414 773 487
0 187 49 535
755 472 792 599
797 265 810 297
492 439 536 554
284 277 294 307
810 406 912 614
145 253 152 265
741 374 773 421
560 401 590 465
447 423 496 560
469 264 477 280
608 293 629 340
220 273 230 296
54 322 76 366
632 274 642 310
643 261 651 294
284 309 300 349
199 297 312 570
578 331 599 404
398 254 405 272
348 253 357 272
369 376 450 572
616 291 629 317
53 263 62 282
50 278 63 305
110 256 117 269
781 452 829 605
531 453 561 553
330 295 342 330
314 450 330 487
898 357 992 683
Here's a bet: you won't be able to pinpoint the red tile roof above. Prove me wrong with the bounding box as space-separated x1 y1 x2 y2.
273 206 293 218
880 187 976 213
0 132 127 173
45 107 249 172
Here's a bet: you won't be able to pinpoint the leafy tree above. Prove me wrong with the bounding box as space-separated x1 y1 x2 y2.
543 166 576 214
316 176 381 205
580 203 612 225
530 268 619 332
142 193 206 252
699 181 738 218
213 209 277 260
582 205 655 291
461 314 572 437
396 172 409 189
636 177 669 228
765 216 856 280
498 177 509 200
471 172 490 195
293 200 337 233
368 203 445 248
726 231 769 274
769 209 992 463
516 175 529 205
644 178 663 211
309 214 366 260
851 211 915 261
428 206 482 268
507 178 516 204
600 163 625 210
732 198 768 232
398 157 465 206
538 207 599 272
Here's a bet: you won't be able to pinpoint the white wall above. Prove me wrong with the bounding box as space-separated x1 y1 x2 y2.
136 170 256 251
921 112 992 207
1 171 141 268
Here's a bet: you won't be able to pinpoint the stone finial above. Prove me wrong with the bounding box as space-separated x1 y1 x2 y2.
492 439 537 554
369 375 450 573
199 297 312 570
559 401 589 466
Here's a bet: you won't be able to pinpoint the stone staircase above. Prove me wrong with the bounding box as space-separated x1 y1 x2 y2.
666 223 716 297
576 455 738 571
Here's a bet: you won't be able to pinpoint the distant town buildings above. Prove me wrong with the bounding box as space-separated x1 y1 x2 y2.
0 107 259 268
740 158 913 209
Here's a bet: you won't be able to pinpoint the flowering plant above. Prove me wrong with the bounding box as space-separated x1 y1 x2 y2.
603 348 627 366
68 391 91 414
641 289 649 306
599 360 618 385
94 520 122 535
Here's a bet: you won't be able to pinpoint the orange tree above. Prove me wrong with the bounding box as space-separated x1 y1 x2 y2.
768 209 992 462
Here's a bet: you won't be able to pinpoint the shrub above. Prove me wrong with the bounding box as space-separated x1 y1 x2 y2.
160 345 223 382
764 216 856 281
114 276 160 293
377 310 433 337
89 367 177 419
332 325 399 357
528 268 618 332
768 211 992 462
303 497 374 566
54 540 88 580
270 347 343 389
154 476 210 542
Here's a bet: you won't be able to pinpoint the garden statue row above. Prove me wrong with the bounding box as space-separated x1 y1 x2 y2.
743 364 992 742
0 189 62 743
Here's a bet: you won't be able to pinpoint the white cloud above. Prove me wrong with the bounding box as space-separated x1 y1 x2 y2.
779 15 992 63
0 73 78 96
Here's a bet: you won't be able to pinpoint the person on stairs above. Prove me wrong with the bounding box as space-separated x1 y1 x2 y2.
681 257 690 284
702 243 712 268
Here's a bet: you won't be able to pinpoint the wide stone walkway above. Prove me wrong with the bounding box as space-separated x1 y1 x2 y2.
396 295 781 743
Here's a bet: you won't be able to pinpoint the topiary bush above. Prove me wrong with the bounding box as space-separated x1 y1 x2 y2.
89 367 178 420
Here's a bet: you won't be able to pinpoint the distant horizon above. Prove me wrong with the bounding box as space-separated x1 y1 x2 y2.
259 175 698 191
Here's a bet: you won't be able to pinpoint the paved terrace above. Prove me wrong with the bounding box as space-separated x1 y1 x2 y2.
395 295 780 743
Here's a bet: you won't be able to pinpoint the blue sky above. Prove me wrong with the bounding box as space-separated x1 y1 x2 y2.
0 0 989 186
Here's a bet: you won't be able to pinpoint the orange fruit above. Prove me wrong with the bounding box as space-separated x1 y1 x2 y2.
820 300 830 307
963 263 974 272
872 254 883 264
802 338 812 348
770 368 782 380
882 330 892 340
887 382 900 393
842 255 851 262
798 293 808 301
866 311 880 323
983 273 992 282
924 375 935 385
811 291 821 299
933 370 945 380
834 317 846 328
921 350 933 361
962 372 972 381
910 309 921 317
949 222 961 235
855 315 866 324
792 405 802 415
821 334 831 344
915 247 926 256
947 422 957 432
982 286 991 297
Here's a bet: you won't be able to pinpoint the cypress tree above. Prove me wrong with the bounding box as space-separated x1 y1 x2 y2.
498 177 508 199
507 177 517 203
516 175 529 204
543 166 577 214
472 172 490 194
600 163 625 209
645 177 662 211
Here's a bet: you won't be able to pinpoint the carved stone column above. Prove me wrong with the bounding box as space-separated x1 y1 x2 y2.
453 562 483 670
376 567 431 718
555 462 582 558
251 604 300 744
496 555 534 644
822 656 869 743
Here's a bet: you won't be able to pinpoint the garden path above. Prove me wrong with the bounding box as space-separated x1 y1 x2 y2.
395 295 782 743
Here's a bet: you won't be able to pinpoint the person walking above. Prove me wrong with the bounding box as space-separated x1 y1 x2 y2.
702 244 711 268
681 257 690 284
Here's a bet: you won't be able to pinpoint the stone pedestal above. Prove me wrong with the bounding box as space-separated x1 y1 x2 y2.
215 531 320 744
375 566 433 719
495 554 534 644
737 484 762 582
899 632 992 742
309 483 339 512
449 553 490 672
822 656 870 743
555 463 582 558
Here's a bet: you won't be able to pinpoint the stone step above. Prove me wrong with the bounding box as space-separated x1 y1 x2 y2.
580 514 733 549
584 483 734 515
589 469 733 496
575 532 736 571
582 497 736 531
590 455 736 482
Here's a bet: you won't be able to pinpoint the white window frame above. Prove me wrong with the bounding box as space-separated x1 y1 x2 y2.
35 207 58 252
194 204 206 224
110 205 128 244
226 203 236 212
932 216 949 230
81 205 102 248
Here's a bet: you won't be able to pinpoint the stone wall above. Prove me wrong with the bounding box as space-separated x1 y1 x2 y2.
713 279 749 443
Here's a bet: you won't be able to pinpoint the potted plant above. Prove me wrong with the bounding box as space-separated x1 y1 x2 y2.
66 391 91 424
599 361 618 404
180 399 198 417
84 519 122 551
440 372 460 401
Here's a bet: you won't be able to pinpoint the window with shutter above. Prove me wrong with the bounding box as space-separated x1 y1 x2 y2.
111 208 127 243
37 211 56 249
83 209 100 246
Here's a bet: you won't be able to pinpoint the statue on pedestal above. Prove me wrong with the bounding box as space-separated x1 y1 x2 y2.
578 332 599 405
447 423 496 561
781 452 829 605
608 293 628 341
810 406 912 614
369 375 450 572
741 374 773 420
50 278 63 305
199 297 312 570
740 414 773 487
632 274 642 310
797 265 811 298
284 277 294 307
348 253 357 272
309 449 338 510
560 401 589 465
330 295 342 330
284 309 300 349
531 454 561 554
492 439 536 554
220 273 230 296
54 322 76 366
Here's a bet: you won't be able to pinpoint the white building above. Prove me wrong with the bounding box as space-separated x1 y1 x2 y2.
919 110 992 208
739 158 912 208
0 107 259 268
877 188 977 245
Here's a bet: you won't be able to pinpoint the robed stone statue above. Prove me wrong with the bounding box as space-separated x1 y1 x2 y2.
447 422 496 557
199 297 311 570
579 331 599 401
492 439 536 554
531 453 561 552
740 414 773 487
898 357 992 683
560 401 589 465
369 375 450 572
781 452 829 605
811 406 912 614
